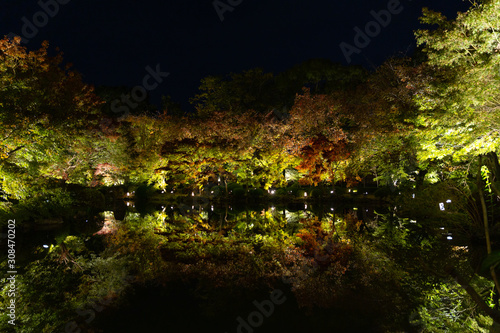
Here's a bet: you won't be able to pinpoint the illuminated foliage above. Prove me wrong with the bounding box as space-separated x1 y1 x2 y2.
413 278 494 332
415 1 500 162
0 37 111 201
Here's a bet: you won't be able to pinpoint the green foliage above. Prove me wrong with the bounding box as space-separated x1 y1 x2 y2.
481 251 500 275
276 188 288 196
227 182 243 192
413 279 494 332
287 182 301 196
77 188 106 211
248 188 264 198
296 189 306 197
232 187 246 198
0 248 83 331
415 2 500 163
0 186 74 224
374 186 393 198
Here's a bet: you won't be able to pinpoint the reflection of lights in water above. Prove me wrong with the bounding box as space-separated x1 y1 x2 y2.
439 203 445 211
95 211 117 235
43 245 49 248
447 236 453 240
446 199 452 203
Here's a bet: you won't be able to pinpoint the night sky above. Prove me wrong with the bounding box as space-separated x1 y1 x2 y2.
2 0 472 111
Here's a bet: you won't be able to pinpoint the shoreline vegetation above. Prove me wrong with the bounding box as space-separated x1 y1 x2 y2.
2 1 500 331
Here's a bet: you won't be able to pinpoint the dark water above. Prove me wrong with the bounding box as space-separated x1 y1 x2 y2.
1 198 471 333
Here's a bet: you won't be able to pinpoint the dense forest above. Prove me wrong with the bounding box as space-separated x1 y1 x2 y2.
2 1 500 332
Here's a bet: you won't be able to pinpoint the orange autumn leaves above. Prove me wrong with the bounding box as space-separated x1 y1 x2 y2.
289 89 352 185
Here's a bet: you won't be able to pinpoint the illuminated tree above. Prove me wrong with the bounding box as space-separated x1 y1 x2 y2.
0 37 103 199
190 68 276 117
415 2 500 327
346 58 426 188
415 1 500 162
287 89 353 185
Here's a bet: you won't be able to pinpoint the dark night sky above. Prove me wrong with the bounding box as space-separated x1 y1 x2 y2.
2 0 472 111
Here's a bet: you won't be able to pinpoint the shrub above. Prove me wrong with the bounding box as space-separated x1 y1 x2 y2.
232 187 246 198
311 188 323 198
249 188 264 198
78 188 105 210
276 188 288 196
227 183 243 192
209 185 225 196
287 183 301 196
296 190 306 197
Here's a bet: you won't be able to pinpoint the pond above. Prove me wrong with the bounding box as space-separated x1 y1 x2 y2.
0 196 490 333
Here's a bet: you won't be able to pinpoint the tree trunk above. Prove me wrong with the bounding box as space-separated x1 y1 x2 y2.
446 265 500 326
485 152 500 199
478 155 500 295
